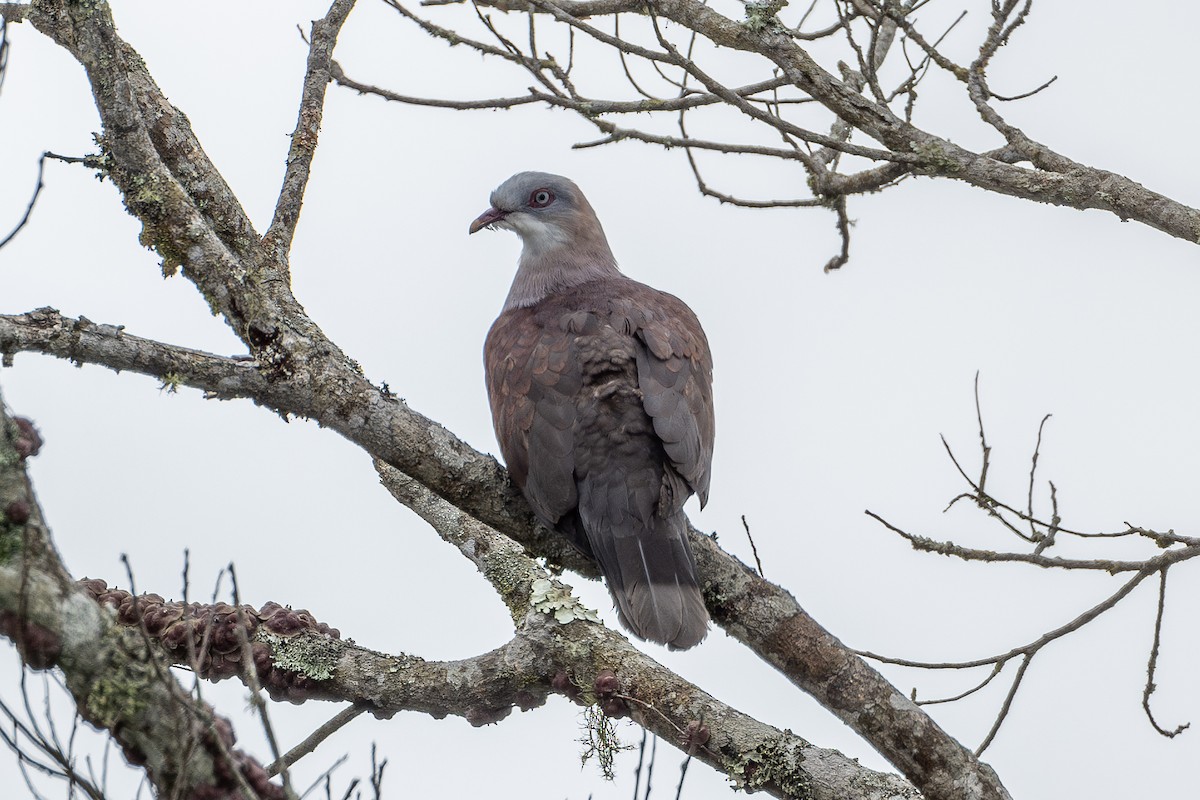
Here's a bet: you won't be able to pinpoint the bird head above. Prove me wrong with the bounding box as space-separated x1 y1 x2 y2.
470 172 610 256
472 172 621 308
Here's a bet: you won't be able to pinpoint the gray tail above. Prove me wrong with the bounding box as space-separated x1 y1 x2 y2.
578 494 709 650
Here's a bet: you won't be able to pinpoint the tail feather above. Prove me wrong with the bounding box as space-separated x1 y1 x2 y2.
578 479 708 649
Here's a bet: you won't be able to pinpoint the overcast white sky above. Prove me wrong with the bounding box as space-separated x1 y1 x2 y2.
2 1 1200 797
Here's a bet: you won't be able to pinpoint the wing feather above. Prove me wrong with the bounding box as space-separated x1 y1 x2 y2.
485 306 580 526
631 288 715 506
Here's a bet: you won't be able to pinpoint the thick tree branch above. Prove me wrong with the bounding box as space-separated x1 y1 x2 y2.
684 529 1008 799
0 307 268 394
0 5 29 24
0 390 284 800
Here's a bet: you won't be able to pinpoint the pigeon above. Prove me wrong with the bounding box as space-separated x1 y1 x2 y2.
472 172 714 649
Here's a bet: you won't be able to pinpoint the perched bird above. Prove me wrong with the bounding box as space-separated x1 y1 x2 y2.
471 172 714 650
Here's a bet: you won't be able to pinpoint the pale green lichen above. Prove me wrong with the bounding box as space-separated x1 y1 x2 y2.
260 631 343 681
725 737 814 799
159 373 183 393
128 173 165 206
136 222 186 278
386 654 423 674
0 527 21 564
530 578 601 625
743 0 789 33
87 667 151 730
481 553 532 621
910 139 962 173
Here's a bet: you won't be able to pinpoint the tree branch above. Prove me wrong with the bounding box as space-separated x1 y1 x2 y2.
0 5 30 24
415 0 1200 245
262 0 357 262
0 389 284 799
0 307 594 575
0 152 46 251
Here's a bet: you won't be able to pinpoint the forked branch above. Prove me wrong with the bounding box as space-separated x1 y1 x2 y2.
863 385 1197 752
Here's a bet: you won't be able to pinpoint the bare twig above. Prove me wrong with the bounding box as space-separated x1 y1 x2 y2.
865 510 1200 573
333 59 792 115
0 688 107 800
822 194 851 272
936 428 1172 544
368 745 386 800
674 752 692 800
0 16 9 95
974 654 1030 756
0 152 47 251
990 75 1057 102
267 705 368 778
740 515 765 577
856 544 1165 691
297 755 348 800
632 729 648 800
1142 567 1189 738
914 662 1005 707
645 734 657 799
972 373 993 502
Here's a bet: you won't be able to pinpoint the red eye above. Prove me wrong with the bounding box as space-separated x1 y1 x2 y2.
529 189 555 208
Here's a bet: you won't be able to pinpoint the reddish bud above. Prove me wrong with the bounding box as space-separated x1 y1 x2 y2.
0 611 61 669
515 691 542 711
261 606 305 635
4 500 30 525
12 417 42 460
593 669 619 696
465 705 513 726
79 578 108 598
601 697 628 718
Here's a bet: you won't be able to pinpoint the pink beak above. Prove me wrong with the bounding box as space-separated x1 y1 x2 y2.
469 207 508 234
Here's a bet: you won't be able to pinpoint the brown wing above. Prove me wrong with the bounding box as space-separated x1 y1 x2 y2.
626 287 715 507
484 305 583 530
